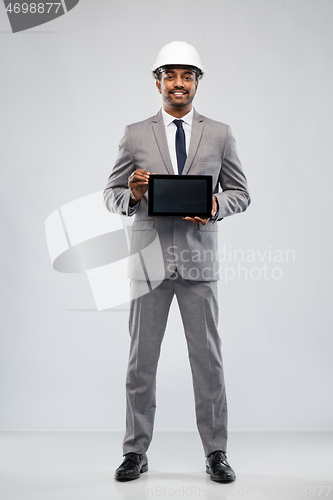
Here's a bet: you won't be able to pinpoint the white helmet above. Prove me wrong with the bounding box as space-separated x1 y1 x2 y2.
152 41 205 80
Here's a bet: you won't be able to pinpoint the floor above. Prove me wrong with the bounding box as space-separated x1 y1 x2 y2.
0 431 332 500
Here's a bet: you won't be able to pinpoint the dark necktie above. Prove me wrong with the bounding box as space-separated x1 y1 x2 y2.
173 119 187 175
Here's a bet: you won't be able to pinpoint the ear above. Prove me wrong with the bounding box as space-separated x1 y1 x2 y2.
156 79 161 94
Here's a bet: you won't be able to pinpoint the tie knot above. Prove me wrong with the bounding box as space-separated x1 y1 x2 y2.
173 119 184 128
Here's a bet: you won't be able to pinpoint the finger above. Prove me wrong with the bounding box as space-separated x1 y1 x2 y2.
129 169 150 179
183 217 199 224
130 181 149 187
135 171 150 181
131 176 149 183
194 217 208 225
130 171 150 179
129 174 150 184
136 169 150 175
131 169 149 178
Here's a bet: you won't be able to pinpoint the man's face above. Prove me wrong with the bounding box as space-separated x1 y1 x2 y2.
156 68 198 114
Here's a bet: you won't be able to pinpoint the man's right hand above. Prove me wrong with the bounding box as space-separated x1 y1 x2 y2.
128 169 151 206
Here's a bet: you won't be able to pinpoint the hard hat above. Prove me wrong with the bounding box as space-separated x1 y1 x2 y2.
152 41 205 80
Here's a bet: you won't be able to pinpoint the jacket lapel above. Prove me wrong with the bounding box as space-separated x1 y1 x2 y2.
152 110 174 175
182 109 204 175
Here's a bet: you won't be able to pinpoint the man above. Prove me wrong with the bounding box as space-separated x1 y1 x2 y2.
104 41 251 482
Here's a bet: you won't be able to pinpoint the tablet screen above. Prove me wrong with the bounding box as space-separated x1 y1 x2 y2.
148 175 212 217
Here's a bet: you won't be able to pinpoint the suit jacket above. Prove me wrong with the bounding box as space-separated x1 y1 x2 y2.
103 109 251 281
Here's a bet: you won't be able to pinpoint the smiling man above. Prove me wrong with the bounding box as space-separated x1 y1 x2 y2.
104 41 251 483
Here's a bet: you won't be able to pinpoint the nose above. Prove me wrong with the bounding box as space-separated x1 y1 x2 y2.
174 75 184 88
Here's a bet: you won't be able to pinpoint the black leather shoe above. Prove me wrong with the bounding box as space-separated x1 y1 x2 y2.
206 450 236 482
114 452 148 481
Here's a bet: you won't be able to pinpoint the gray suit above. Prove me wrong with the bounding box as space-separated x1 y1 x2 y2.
104 109 250 457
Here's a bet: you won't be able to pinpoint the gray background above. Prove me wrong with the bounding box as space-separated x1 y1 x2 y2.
1 0 332 432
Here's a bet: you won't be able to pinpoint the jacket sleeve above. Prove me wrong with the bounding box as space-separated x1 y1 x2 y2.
215 125 251 221
103 126 140 216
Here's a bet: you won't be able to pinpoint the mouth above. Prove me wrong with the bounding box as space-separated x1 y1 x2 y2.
170 91 187 96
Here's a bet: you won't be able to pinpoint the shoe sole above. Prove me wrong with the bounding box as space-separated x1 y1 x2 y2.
206 465 236 483
115 463 148 481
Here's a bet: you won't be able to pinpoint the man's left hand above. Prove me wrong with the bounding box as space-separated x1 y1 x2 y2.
183 195 217 225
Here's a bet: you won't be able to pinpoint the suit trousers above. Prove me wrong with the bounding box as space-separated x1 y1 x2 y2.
122 270 228 458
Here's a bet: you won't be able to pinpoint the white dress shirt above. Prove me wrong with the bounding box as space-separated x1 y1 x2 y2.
161 107 194 174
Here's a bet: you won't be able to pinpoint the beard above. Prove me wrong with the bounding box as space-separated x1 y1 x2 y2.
164 91 194 108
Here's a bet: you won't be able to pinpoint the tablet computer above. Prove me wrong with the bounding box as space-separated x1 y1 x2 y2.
148 174 213 217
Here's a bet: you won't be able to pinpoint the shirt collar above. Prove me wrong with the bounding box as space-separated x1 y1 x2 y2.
162 107 194 127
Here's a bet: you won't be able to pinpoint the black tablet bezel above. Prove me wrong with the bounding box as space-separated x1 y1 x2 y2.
148 174 213 217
